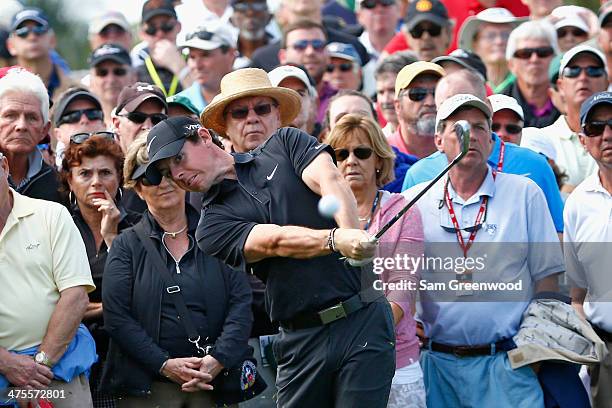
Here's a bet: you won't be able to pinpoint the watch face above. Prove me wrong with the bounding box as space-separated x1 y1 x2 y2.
35 353 44 363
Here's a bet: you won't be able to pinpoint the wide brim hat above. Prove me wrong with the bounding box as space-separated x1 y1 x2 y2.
201 68 301 135
458 8 527 52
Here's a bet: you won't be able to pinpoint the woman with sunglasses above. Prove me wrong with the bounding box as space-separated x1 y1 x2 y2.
101 133 253 406
326 114 426 408
59 132 140 407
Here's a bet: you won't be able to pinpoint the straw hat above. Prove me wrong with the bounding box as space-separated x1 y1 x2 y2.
201 68 301 135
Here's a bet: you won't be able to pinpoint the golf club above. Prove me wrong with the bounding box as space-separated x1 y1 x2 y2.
347 120 471 267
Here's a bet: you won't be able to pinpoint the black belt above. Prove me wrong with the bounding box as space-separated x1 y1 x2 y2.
279 292 379 331
424 338 516 357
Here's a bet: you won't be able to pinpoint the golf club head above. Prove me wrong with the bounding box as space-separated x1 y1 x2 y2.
454 120 471 158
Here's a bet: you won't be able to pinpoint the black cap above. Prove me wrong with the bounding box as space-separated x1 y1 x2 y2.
11 8 49 31
89 43 131 67
432 49 487 81
52 88 102 127
136 116 202 184
405 0 450 31
141 0 177 23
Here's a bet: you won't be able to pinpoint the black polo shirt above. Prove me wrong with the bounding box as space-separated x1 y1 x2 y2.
196 127 362 322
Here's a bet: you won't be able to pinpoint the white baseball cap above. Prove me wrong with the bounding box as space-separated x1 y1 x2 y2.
179 23 237 51
268 65 317 98
558 44 608 77
436 94 491 130
488 94 524 121
554 15 589 34
521 133 557 162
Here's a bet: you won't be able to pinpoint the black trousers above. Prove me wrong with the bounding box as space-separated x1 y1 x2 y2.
273 300 396 408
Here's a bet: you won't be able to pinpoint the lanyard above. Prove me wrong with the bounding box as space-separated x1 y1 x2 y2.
364 191 380 231
144 56 179 97
497 139 506 172
444 170 496 258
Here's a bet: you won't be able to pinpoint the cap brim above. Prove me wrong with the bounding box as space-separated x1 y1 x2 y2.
328 52 358 63
142 138 186 185
437 98 491 129
432 56 470 71
89 18 130 35
179 38 223 51
13 17 48 31
406 14 449 31
90 54 130 67
123 94 166 113
458 16 526 51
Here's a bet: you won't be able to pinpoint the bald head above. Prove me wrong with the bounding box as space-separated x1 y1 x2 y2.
435 70 487 108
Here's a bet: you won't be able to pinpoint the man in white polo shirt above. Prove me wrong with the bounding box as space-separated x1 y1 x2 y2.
403 94 563 407
564 91 612 408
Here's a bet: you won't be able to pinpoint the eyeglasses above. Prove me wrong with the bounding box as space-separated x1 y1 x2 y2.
401 87 435 102
14 25 49 38
492 123 522 135
233 2 268 12
186 30 215 41
95 67 128 77
583 119 612 136
476 31 510 43
334 146 374 161
326 62 354 73
144 21 177 36
409 24 442 39
562 66 606 79
290 39 326 51
227 103 276 119
513 47 554 59
58 109 104 126
360 0 396 9
557 27 587 38
70 131 116 144
119 111 167 125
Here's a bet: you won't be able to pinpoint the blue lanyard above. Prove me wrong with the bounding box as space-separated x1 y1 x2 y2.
364 190 381 231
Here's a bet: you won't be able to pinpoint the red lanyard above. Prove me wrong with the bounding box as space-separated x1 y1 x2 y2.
497 139 505 172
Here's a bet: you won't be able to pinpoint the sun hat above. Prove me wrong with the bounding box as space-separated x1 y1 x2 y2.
458 8 527 52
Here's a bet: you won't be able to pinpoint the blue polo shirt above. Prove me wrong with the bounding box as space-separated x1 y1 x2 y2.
401 133 564 232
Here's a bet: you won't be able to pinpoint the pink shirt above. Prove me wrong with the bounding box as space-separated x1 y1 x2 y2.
368 191 423 369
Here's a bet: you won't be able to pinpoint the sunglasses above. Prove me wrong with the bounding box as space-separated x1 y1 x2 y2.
513 47 554 59
144 21 177 36
227 103 276 119
14 25 49 38
562 66 606 79
186 30 215 41
402 87 435 102
119 111 167 125
409 24 442 39
95 67 128 77
557 27 587 38
583 119 612 136
326 62 354 73
70 131 116 144
334 146 373 161
290 39 326 51
492 123 522 135
360 0 395 9
58 109 104 126
233 2 268 12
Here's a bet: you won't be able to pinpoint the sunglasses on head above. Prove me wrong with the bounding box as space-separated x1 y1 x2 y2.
70 131 116 144
557 27 587 38
119 111 167 125
334 146 374 161
233 2 268 12
326 62 354 73
513 46 554 59
409 24 442 39
360 0 395 9
290 39 326 51
402 87 435 102
562 65 606 79
227 103 276 120
14 25 49 38
492 123 522 135
144 21 177 36
95 67 128 77
58 109 104 126
186 30 215 41
583 119 612 136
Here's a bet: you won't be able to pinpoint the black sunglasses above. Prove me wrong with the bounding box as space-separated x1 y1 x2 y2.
227 103 276 120
513 47 554 59
291 39 326 51
58 109 104 126
144 21 177 36
334 146 373 161
14 25 48 38
557 28 587 38
95 67 128 77
562 66 606 79
326 62 353 73
360 0 395 9
70 131 116 144
233 2 268 12
409 24 442 39
186 30 215 41
119 111 167 125
402 87 435 102
492 123 522 135
583 119 612 136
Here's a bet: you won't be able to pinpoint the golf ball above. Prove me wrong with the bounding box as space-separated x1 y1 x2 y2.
318 195 340 218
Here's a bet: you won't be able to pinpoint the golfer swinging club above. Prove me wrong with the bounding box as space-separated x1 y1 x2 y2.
139 68 396 407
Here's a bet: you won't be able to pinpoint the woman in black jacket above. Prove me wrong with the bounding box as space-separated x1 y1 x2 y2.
102 133 253 407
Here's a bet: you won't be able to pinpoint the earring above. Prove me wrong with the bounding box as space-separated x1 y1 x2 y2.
376 169 381 174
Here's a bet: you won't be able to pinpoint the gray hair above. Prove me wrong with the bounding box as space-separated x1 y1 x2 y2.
435 70 487 107
374 51 419 79
0 69 50 123
506 20 559 61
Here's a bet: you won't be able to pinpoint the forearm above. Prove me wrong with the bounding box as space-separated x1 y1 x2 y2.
570 287 587 320
0 347 12 374
244 224 331 263
39 287 89 363
321 171 360 229
535 273 560 293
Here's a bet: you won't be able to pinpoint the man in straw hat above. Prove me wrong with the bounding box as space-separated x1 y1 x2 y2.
139 68 395 406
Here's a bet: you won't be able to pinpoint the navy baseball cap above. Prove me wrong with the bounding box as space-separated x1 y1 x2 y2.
135 116 202 184
89 43 131 68
141 0 177 23
432 49 487 81
580 91 612 129
11 8 49 31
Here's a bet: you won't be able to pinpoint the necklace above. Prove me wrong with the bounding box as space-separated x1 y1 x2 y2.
162 224 187 239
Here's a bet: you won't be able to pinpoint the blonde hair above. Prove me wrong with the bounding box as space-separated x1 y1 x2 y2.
123 130 150 190
326 114 396 187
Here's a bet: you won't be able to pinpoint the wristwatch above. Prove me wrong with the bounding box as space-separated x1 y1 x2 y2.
34 351 53 368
